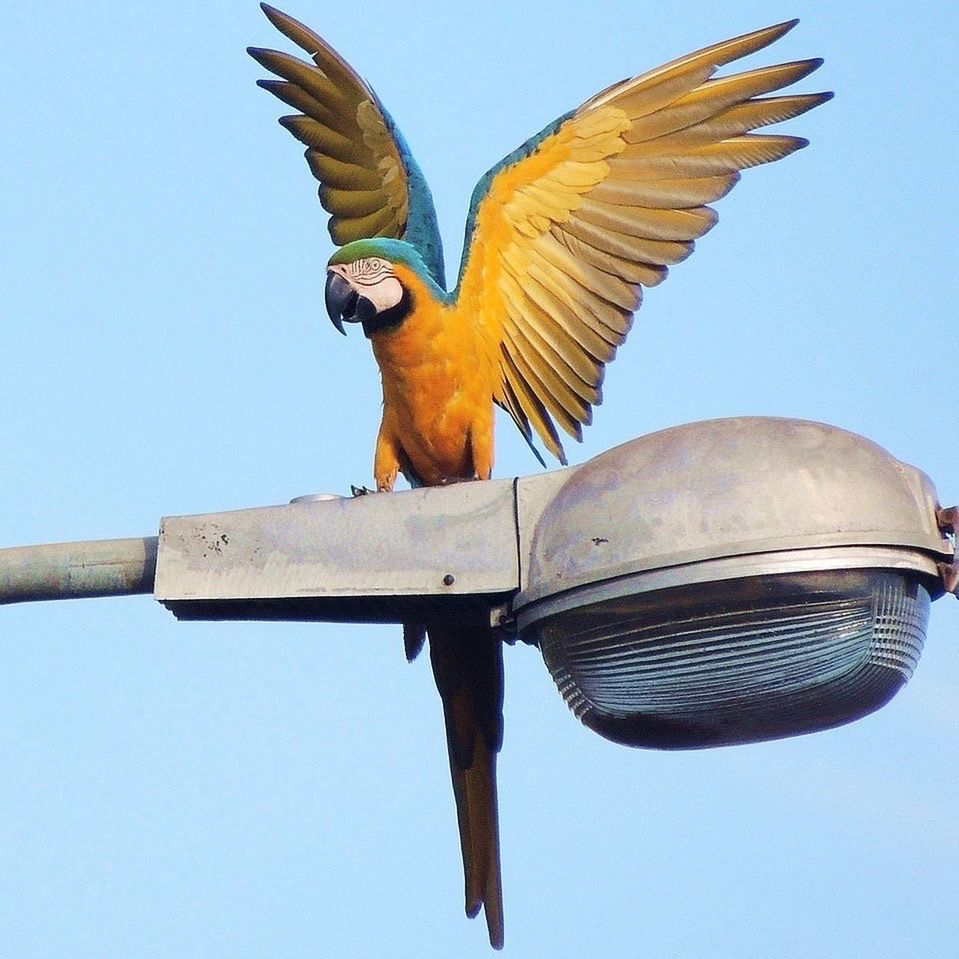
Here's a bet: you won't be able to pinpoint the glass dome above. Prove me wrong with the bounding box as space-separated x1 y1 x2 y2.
536 569 929 747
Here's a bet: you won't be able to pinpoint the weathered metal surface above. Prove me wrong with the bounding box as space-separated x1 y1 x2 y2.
154 478 522 621
514 467 573 597
0 537 157 604
515 417 952 614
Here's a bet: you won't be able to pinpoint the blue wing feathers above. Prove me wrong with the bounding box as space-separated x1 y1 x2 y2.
376 102 446 289
454 111 573 295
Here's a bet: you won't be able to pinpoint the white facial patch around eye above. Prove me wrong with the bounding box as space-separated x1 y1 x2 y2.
359 275 404 313
345 257 403 313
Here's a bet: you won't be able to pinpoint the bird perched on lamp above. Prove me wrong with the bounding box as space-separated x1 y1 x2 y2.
249 5 830 946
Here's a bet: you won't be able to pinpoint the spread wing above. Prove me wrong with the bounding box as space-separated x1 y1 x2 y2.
249 4 445 286
453 20 831 463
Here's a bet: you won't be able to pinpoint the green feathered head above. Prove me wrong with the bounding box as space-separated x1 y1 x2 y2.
325 238 450 337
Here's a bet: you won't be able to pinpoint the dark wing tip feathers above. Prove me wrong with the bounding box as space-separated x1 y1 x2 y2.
260 3 313 46
403 623 426 662
761 18 800 43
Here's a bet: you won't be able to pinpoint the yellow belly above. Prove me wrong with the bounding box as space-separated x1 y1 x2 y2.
369 297 496 486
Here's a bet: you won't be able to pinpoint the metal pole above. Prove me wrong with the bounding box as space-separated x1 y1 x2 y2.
0 537 157 604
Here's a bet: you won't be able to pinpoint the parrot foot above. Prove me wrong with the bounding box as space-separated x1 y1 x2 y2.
350 484 375 497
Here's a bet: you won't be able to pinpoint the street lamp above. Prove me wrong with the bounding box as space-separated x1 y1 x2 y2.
2 415 955 747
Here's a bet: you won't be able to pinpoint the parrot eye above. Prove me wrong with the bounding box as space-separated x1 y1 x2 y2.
351 257 393 284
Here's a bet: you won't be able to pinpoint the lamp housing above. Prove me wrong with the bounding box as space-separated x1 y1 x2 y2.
513 418 952 748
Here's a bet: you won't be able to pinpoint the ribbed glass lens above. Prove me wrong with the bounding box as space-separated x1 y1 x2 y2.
537 570 929 748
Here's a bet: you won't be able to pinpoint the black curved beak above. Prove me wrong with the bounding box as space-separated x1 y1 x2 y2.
325 271 355 335
325 271 380 335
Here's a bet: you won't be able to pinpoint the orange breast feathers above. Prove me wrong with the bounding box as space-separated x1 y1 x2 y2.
368 264 499 491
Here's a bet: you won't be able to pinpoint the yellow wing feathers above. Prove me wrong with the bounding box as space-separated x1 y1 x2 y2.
456 20 830 463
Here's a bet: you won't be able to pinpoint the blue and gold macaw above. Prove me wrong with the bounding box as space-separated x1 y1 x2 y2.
249 5 830 947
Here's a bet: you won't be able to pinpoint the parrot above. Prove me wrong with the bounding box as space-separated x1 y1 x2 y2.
249 5 830 947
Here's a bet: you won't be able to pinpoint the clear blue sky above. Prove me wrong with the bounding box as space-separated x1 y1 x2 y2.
2 1 956 956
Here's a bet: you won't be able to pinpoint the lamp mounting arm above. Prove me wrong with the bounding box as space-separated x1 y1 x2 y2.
936 505 958 596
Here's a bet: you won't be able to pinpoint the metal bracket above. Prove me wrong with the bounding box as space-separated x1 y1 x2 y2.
936 506 959 596
489 601 521 644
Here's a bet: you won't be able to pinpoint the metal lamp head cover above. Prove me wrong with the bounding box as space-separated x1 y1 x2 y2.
514 417 953 749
